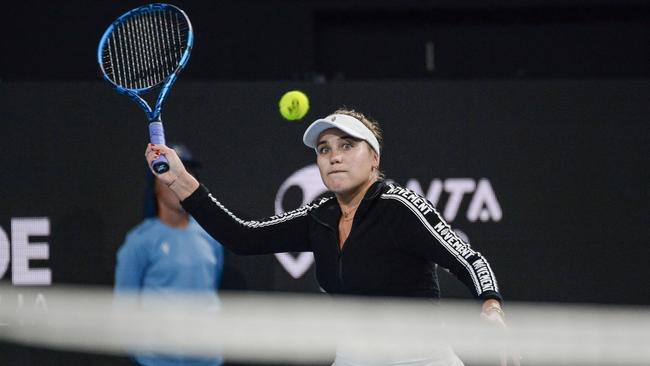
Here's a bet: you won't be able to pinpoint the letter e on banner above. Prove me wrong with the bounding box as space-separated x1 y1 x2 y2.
11 218 51 285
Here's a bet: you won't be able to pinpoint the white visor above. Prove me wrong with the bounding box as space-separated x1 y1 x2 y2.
303 114 380 156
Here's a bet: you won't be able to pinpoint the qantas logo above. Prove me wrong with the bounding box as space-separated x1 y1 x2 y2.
404 178 502 222
273 165 327 279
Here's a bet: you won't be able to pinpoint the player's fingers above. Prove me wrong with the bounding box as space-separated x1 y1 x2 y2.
147 143 171 153
145 143 163 157
145 144 179 162
145 145 161 161
145 144 155 157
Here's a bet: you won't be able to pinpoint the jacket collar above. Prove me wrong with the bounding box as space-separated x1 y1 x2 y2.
311 180 386 229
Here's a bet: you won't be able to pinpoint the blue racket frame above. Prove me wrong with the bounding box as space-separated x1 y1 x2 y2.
97 3 194 173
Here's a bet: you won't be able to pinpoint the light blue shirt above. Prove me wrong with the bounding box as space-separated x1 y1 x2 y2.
115 217 224 366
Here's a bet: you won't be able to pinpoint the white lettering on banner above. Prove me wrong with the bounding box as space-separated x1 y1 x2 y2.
0 218 52 285
406 178 501 222
468 179 503 222
274 252 315 279
443 179 476 222
0 292 48 326
274 165 503 279
273 165 328 279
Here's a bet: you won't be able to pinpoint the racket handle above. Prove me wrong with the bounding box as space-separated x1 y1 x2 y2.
149 122 170 174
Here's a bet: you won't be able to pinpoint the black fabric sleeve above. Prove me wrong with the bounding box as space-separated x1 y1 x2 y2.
382 190 503 303
181 184 321 255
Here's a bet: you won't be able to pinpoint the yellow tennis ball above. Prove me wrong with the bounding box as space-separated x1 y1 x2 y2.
279 90 310 121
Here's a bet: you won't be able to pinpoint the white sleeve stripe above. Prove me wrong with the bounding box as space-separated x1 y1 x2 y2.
207 194 332 229
431 203 499 293
482 253 499 292
381 194 482 295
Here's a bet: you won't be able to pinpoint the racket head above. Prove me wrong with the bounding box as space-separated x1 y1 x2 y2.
97 3 193 94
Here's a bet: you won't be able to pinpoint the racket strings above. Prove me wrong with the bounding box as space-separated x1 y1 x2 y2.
102 9 190 90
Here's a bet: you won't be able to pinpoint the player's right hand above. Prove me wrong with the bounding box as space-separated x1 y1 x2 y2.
145 143 201 200
145 143 185 185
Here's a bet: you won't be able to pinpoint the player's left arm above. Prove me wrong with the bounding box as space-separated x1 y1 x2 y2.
386 194 514 365
385 194 502 303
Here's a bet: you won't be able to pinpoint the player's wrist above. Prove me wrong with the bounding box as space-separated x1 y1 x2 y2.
481 299 505 318
482 305 505 317
168 171 200 200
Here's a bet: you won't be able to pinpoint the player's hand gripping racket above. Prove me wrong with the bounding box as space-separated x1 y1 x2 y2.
97 3 193 174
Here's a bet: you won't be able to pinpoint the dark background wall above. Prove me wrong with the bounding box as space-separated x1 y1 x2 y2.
2 78 648 301
1 1 649 365
2 0 650 81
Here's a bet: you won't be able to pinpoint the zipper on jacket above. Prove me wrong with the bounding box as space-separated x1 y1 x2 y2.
337 222 358 290
334 230 345 289
311 213 346 291
331 225 346 290
337 256 343 289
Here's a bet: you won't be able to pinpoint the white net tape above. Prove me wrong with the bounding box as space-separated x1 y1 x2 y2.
1 285 648 365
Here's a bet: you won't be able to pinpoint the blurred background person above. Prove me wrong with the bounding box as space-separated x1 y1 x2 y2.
115 143 225 366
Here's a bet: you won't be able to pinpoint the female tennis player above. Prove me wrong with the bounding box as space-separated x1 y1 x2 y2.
145 108 508 366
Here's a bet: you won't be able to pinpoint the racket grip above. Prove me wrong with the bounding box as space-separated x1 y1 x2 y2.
149 122 170 174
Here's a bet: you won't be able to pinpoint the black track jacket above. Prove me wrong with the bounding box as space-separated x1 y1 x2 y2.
181 180 502 302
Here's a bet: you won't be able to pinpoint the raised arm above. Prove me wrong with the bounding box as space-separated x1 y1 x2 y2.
144 143 322 255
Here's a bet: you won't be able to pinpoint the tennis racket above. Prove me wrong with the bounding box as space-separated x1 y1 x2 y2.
97 3 193 174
